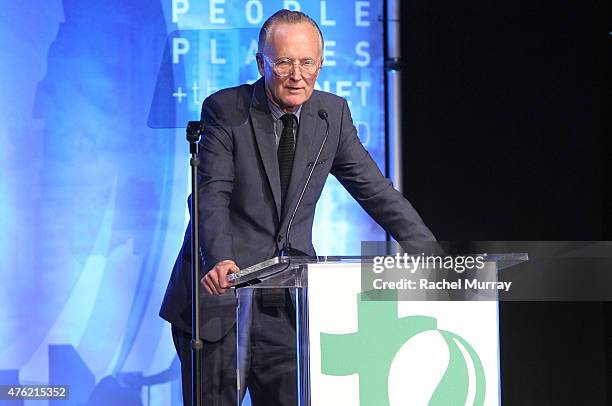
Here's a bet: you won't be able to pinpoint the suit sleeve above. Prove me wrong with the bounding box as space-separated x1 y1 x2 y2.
198 96 237 270
330 99 436 242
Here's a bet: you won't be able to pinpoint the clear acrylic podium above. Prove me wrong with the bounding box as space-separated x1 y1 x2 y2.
229 254 527 406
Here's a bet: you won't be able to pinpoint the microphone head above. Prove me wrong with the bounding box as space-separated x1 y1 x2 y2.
318 109 328 120
187 120 205 134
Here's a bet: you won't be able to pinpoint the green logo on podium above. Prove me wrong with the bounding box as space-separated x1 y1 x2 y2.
321 290 486 405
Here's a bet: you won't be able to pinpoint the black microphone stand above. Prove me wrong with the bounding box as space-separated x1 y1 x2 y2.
186 120 205 406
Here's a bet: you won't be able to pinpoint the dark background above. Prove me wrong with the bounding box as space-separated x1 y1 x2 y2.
398 0 609 404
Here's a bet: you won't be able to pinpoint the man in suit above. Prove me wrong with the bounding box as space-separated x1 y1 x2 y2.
160 9 435 406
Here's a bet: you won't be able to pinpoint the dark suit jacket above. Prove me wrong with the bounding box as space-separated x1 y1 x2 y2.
160 78 435 341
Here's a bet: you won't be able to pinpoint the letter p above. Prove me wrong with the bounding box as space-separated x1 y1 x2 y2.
173 37 190 64
172 0 190 23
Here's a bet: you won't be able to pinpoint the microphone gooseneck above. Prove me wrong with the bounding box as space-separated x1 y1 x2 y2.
280 109 330 257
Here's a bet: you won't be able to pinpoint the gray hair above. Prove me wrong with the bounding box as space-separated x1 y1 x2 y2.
257 9 324 55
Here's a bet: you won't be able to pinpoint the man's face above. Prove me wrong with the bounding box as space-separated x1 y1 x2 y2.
257 22 322 112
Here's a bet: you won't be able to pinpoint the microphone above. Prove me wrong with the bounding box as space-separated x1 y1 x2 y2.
279 109 330 257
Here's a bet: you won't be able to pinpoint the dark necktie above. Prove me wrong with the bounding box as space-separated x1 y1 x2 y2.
262 113 295 308
278 113 296 212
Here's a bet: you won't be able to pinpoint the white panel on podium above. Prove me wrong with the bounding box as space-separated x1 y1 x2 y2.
308 263 499 406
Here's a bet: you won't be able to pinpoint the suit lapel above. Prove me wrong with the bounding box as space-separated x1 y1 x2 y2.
250 79 282 219
281 94 324 220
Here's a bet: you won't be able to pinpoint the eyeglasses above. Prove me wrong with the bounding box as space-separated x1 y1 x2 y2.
261 54 321 78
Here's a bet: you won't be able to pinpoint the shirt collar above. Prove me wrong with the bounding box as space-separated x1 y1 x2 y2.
267 98 302 124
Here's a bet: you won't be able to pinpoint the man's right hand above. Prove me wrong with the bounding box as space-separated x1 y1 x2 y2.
201 260 240 295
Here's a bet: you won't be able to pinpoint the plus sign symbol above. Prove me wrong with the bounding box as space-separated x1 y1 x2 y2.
320 290 486 405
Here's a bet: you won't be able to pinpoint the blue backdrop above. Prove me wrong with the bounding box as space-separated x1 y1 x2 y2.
0 1 385 404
